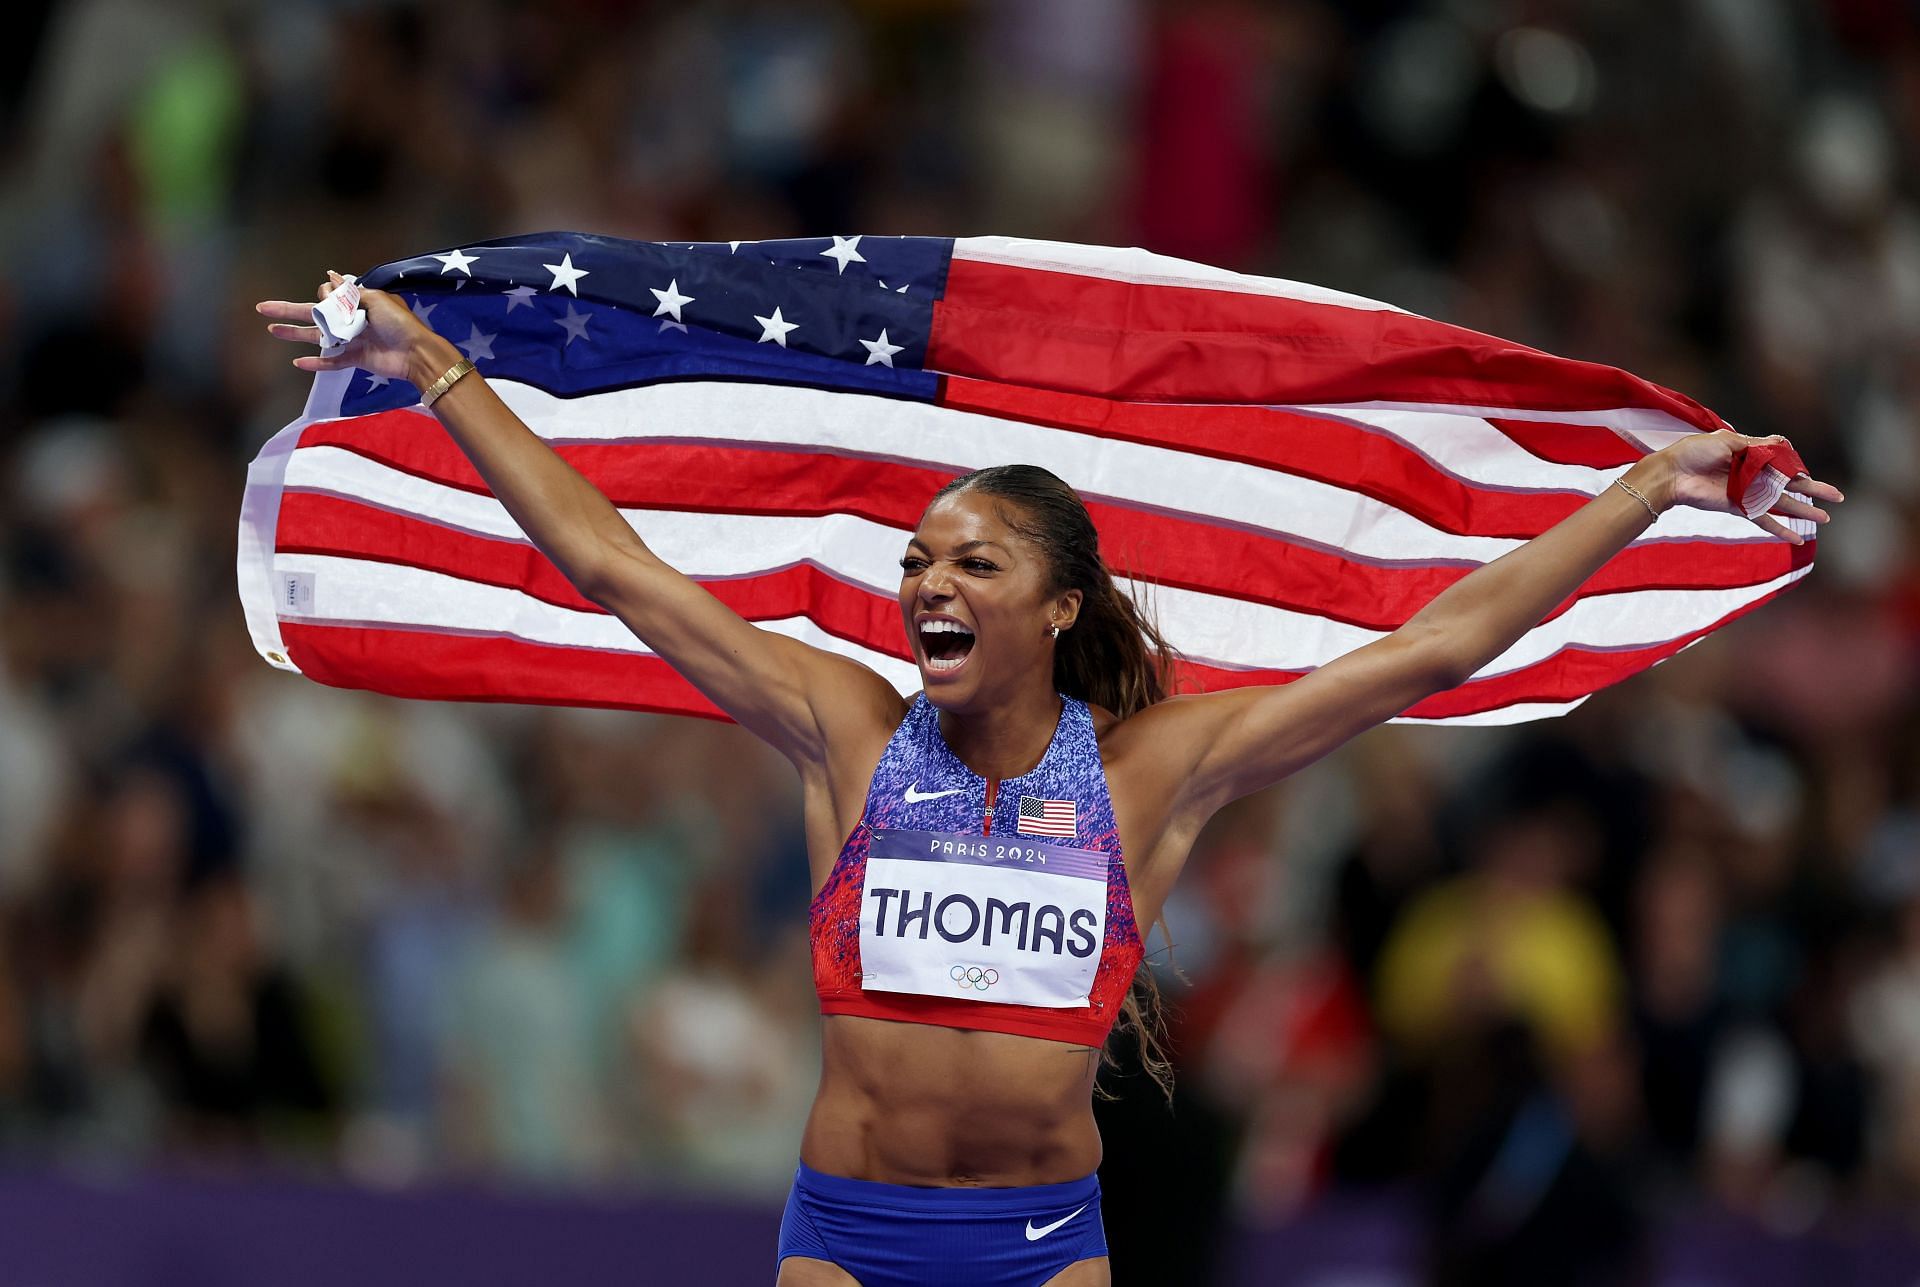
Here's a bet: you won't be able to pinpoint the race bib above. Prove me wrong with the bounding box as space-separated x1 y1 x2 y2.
859 828 1107 1008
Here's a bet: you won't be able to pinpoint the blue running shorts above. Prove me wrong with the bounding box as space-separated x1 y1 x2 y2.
776 1161 1106 1286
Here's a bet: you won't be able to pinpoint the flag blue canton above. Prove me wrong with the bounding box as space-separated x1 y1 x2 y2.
340 232 952 416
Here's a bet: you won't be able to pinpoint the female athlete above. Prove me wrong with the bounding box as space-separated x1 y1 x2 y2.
259 272 1840 1286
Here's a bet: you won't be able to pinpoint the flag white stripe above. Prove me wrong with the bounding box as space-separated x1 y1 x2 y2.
264 544 1808 684
485 379 1776 541
1391 698 1588 726
952 237 1411 314
274 445 1805 674
1283 406 1809 539
286 434 1537 573
481 382 1522 557
1285 400 1713 450
1281 405 1661 493
292 382 1773 587
238 419 304 672
284 447 909 586
271 553 923 690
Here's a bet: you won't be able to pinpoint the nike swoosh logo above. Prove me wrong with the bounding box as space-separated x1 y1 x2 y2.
1025 1204 1089 1241
904 783 964 803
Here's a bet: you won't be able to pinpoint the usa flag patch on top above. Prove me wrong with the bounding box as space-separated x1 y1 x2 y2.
1018 795 1076 839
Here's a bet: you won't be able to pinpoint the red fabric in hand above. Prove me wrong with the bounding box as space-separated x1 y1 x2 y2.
1728 440 1808 515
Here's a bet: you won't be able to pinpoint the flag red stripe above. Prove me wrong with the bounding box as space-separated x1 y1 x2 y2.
1179 582 1791 718
285 422 1809 630
302 398 1598 540
280 620 728 717
277 578 1789 725
274 492 910 655
297 411 960 527
1486 417 1647 468
937 376 1589 535
930 259 1725 428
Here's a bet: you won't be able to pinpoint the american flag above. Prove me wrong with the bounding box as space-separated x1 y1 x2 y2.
1018 795 1078 840
239 232 1816 726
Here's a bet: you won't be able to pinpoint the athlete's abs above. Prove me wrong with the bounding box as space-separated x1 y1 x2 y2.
801 1014 1104 1186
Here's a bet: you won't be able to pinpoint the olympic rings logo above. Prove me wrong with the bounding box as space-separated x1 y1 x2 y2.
950 965 999 991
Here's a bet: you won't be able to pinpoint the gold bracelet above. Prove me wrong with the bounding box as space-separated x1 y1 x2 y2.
1613 476 1658 519
420 358 476 409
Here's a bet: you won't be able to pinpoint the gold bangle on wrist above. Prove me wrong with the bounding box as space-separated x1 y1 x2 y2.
1613 476 1659 519
420 358 476 409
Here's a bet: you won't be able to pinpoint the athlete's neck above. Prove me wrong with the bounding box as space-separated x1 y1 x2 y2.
936 691 1064 783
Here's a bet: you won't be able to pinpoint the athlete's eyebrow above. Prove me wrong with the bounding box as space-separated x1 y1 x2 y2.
905 538 1011 556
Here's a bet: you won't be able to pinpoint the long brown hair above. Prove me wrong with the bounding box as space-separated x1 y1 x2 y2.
933 464 1181 1098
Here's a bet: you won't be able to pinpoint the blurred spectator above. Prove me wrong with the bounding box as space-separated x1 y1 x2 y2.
1130 0 1276 267
1374 799 1623 1063
1331 730 1449 987
334 758 478 1184
440 835 603 1183
1853 894 1920 1197
1420 1023 1648 1287
625 876 815 1196
1630 843 1727 1170
139 870 333 1156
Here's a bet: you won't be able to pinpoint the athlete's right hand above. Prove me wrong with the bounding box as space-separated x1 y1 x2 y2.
256 271 432 385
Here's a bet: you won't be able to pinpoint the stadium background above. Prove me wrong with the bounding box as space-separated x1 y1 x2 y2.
2 0 1918 1282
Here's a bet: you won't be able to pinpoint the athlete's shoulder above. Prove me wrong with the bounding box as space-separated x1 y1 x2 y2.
1087 700 1121 740
809 673 911 795
1094 689 1215 737
832 666 913 729
1095 690 1228 782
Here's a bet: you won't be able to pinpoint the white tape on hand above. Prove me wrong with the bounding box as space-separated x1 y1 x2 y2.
1739 467 1791 520
312 275 366 350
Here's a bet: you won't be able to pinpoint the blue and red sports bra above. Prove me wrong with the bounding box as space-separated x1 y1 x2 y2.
809 694 1144 1047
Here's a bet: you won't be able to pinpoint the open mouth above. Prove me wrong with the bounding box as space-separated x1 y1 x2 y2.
918 619 977 673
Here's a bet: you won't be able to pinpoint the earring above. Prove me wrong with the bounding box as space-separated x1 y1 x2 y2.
1049 624 1060 639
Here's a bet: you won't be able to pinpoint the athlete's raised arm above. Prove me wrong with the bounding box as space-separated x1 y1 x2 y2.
1114 432 1843 832
257 276 904 768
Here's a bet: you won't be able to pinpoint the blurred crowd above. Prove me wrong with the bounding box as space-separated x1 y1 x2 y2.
2 0 1919 1280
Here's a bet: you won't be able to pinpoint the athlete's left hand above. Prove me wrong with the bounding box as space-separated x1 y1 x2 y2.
1653 430 1843 544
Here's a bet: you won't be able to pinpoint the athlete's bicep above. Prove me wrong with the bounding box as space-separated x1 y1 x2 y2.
591 542 906 765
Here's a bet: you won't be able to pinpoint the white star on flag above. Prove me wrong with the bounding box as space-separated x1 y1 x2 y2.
820 235 866 274
754 306 798 347
860 329 904 368
364 373 391 389
728 241 743 253
433 248 478 276
555 304 592 346
457 324 498 362
543 252 589 295
502 284 540 313
650 279 694 322
409 297 439 324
